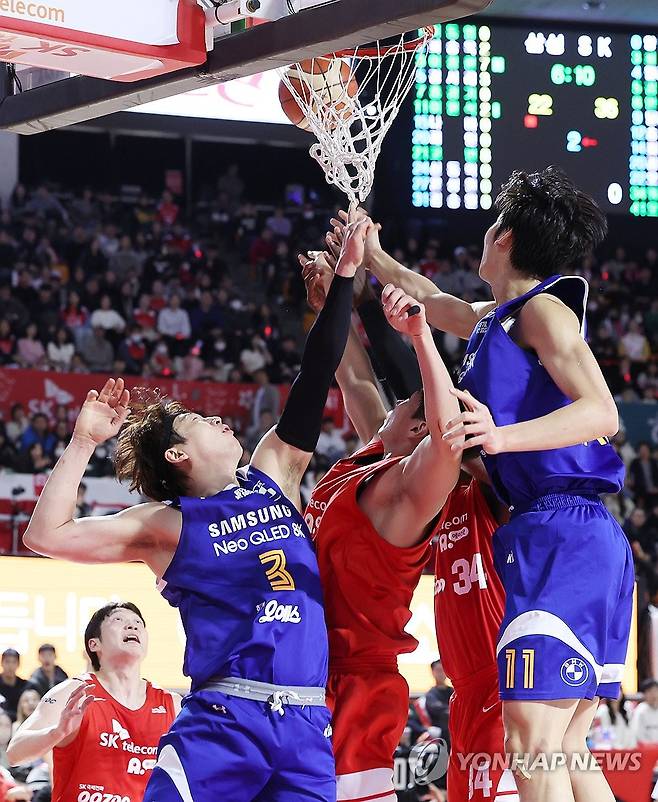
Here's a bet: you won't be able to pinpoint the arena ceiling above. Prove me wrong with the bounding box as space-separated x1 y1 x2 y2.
484 0 658 27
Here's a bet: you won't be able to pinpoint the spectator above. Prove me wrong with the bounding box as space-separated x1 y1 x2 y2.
51 421 71 461
265 207 293 239
590 693 636 749
315 417 346 463
156 190 180 227
249 228 276 274
46 328 75 372
59 290 88 336
251 368 280 427
0 653 27 723
10 691 39 738
619 319 651 363
15 325 46 370
5 406 28 446
26 646 67 699
14 443 53 474
19 415 54 456
217 164 244 208
0 286 28 333
0 711 11 769
89 295 125 336
424 659 452 737
157 294 191 353
73 483 91 519
246 411 276 453
78 327 114 373
109 235 142 279
0 321 16 366
239 335 271 377
631 678 658 746
0 426 16 470
629 443 658 507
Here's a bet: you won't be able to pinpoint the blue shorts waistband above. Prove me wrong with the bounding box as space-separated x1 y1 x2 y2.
510 492 602 518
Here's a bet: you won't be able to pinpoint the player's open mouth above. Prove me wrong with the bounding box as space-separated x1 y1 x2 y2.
123 635 140 644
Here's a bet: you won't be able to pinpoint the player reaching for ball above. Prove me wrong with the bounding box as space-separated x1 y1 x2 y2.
304 242 519 802
21 218 373 802
354 167 632 802
299 250 462 802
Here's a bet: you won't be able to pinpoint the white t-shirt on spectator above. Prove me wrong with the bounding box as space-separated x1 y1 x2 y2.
240 348 268 375
158 307 191 339
47 341 75 370
90 308 126 331
316 430 346 462
630 701 658 745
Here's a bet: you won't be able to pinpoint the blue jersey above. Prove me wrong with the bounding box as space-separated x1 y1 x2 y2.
160 465 329 691
458 275 624 506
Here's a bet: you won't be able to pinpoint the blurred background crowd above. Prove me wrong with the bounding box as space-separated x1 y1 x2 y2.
0 178 656 801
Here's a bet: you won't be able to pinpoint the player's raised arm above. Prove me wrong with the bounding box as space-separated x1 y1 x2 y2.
443 294 619 454
358 287 462 546
7 680 94 765
331 208 495 340
22 378 176 571
299 249 388 444
251 219 371 506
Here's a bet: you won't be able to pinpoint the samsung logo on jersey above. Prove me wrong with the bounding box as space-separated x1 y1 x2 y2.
208 504 293 537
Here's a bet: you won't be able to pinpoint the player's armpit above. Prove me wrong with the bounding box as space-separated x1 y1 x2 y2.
359 436 460 548
250 427 311 511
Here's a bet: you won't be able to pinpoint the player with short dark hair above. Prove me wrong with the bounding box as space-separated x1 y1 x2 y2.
7 602 179 802
21 218 372 802
366 167 632 802
300 248 462 802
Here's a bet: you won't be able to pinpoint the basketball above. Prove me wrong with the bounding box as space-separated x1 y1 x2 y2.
279 57 358 131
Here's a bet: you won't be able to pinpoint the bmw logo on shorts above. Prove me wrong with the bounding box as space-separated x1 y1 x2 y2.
560 658 590 687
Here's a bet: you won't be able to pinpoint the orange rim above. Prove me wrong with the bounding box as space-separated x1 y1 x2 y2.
328 26 434 59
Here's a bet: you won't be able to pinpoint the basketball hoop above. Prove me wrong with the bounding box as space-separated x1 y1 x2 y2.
278 27 434 208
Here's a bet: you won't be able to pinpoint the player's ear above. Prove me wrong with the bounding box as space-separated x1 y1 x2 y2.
494 227 513 251
164 448 189 465
410 419 427 439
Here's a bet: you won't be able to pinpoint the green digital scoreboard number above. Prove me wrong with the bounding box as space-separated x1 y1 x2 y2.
410 24 658 216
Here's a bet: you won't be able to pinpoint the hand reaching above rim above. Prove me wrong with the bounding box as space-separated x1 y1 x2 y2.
72 377 130 447
298 250 335 313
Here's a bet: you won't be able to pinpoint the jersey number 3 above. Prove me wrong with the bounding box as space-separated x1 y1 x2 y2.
259 549 296 591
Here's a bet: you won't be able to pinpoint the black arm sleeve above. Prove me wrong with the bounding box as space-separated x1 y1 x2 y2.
357 297 422 400
276 274 354 452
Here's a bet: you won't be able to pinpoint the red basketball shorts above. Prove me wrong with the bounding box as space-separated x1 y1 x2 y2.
327 667 409 802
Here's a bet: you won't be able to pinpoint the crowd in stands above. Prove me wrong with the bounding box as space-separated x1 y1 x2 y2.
0 177 657 799
0 645 70 801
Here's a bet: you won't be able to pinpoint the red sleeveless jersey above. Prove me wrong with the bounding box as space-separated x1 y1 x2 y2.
52 673 176 802
434 477 505 685
307 440 431 665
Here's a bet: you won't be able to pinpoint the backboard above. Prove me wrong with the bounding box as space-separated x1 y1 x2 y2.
0 0 493 135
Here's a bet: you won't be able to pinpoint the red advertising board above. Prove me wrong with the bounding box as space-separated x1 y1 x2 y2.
0 368 345 429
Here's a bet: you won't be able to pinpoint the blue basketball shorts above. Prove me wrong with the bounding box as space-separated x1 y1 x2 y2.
493 494 634 702
143 690 336 802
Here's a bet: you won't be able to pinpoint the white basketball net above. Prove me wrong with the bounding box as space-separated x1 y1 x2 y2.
278 28 433 207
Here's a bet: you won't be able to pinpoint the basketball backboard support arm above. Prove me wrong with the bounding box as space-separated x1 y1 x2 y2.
0 0 492 135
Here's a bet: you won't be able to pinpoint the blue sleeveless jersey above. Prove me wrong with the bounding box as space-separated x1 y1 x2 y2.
458 275 624 506
159 465 329 691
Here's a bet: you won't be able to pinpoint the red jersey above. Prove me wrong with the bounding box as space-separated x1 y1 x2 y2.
52 673 176 802
434 477 505 684
307 440 431 665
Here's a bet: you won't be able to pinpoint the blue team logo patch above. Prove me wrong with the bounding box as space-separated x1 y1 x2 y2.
560 658 590 687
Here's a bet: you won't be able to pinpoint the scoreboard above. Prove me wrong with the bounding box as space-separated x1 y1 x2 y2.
411 22 658 216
